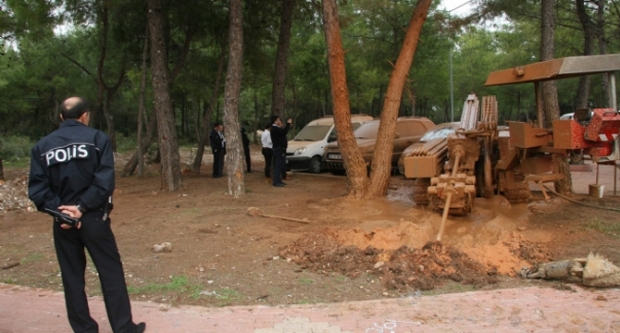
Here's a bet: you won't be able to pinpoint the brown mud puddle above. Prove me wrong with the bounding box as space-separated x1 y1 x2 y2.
280 195 552 291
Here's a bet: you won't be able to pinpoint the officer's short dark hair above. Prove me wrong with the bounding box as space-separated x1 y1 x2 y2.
213 122 222 128
264 123 271 130
270 115 280 124
61 97 90 120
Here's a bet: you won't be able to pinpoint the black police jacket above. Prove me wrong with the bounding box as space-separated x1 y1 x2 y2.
270 123 290 149
28 119 115 214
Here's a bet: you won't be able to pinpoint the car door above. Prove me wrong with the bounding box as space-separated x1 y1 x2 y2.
393 122 412 164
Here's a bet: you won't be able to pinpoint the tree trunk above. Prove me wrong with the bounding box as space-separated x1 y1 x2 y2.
322 0 368 198
192 46 226 173
597 0 611 107
0 158 4 182
271 0 295 118
121 116 157 177
575 0 596 109
148 0 183 191
367 0 433 198
253 89 260 145
224 0 245 198
137 23 150 177
102 91 117 151
541 0 572 195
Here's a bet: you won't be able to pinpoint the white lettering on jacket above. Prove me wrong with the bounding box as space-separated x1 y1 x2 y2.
44 144 90 166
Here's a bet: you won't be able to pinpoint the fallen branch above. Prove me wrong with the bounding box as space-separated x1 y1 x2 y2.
246 207 310 224
1 262 20 270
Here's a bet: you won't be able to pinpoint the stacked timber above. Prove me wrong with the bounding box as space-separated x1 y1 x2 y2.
408 138 448 158
459 94 480 131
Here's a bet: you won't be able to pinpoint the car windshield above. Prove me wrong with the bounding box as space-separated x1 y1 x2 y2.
327 122 364 142
354 122 379 139
293 125 331 141
420 126 455 142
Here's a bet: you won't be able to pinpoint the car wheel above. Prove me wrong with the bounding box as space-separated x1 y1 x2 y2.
308 156 322 173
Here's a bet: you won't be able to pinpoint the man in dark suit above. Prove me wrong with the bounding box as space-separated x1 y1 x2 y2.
270 115 292 187
209 122 226 178
241 127 251 173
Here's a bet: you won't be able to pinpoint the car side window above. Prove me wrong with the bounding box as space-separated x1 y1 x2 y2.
395 122 410 137
409 122 427 135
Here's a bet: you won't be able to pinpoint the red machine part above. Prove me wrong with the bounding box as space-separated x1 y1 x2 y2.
553 108 620 159
584 108 620 143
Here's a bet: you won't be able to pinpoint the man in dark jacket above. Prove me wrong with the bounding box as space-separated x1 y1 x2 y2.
241 127 251 173
270 115 292 187
28 97 145 333
209 122 226 178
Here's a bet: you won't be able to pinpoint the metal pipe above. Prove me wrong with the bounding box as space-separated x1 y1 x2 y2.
437 153 463 242
615 164 617 196
611 73 617 112
437 193 452 242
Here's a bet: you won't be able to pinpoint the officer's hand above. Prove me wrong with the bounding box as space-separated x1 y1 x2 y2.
287 119 293 124
58 205 83 230
59 221 82 230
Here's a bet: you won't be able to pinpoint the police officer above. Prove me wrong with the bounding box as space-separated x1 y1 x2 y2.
28 97 145 333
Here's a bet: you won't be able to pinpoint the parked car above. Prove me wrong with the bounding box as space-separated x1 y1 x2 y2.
286 114 373 173
323 117 435 174
397 122 460 176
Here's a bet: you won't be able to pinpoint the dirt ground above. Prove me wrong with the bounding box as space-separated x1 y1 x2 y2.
1 148 620 308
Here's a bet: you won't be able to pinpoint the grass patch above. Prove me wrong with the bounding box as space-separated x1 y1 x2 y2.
20 253 44 264
128 275 201 296
214 287 241 301
334 274 348 283
297 277 314 286
3 159 30 169
296 297 324 305
586 218 620 238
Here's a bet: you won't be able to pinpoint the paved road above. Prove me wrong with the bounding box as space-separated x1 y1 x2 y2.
1 283 619 332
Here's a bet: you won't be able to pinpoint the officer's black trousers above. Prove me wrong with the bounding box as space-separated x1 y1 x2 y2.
212 149 225 177
261 147 272 178
53 211 135 333
243 144 251 172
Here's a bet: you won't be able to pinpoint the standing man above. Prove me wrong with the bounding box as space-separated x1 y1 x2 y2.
261 123 273 180
209 122 226 178
270 115 292 187
28 97 145 333
241 127 252 173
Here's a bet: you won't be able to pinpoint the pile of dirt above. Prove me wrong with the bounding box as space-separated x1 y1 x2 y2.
0 175 35 213
279 228 495 291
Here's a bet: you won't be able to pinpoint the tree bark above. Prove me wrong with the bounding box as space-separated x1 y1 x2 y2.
224 0 245 197
322 0 368 198
271 0 295 118
575 0 595 109
541 0 572 195
367 0 433 198
137 23 150 177
0 158 4 181
192 46 226 173
148 0 183 191
597 0 611 107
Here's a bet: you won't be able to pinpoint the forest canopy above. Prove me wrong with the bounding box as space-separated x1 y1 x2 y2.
0 0 617 142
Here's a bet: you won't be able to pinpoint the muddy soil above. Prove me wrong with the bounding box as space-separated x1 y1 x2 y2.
1 148 620 308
